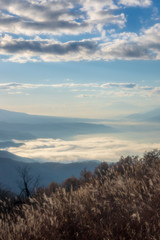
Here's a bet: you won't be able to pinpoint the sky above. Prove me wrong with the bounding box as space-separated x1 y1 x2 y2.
0 0 160 118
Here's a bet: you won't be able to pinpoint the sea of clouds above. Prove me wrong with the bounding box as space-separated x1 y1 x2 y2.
3 135 160 163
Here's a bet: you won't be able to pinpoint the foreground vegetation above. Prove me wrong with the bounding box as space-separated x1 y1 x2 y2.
0 150 160 240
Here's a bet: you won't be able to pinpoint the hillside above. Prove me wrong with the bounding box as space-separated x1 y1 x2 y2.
0 150 160 240
0 151 100 193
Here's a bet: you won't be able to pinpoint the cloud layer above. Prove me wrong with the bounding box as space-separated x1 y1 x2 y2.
0 0 124 36
0 81 160 98
1 23 160 62
0 0 159 62
3 136 160 163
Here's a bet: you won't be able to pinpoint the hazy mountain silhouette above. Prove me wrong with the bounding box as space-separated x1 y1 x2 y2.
0 150 37 163
127 108 160 122
0 129 34 140
0 151 100 193
0 108 101 124
0 109 116 140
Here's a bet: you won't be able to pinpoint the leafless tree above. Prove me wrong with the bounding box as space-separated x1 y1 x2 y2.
17 166 39 198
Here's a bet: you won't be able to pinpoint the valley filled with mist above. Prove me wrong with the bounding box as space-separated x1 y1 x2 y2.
0 108 160 193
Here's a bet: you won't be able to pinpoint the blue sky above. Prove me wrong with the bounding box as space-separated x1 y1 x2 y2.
0 0 160 118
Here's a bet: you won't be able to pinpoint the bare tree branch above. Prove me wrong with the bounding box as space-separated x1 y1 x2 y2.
17 166 40 198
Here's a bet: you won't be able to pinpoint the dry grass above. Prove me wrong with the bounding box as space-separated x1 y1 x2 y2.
1 150 160 240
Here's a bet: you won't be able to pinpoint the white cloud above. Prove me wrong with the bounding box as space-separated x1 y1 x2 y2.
100 23 160 60
0 0 159 62
118 0 152 7
0 81 160 98
3 136 160 163
101 83 137 89
0 23 160 62
76 93 97 98
0 82 99 91
0 0 125 36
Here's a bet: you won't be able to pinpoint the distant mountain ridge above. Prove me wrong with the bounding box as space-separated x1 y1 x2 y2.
0 150 37 163
0 151 100 193
0 108 100 124
127 108 160 122
0 108 115 140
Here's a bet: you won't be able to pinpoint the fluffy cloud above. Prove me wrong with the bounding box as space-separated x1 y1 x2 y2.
0 0 159 62
0 0 125 36
100 23 160 60
0 36 98 62
0 23 160 62
118 0 152 7
3 136 160 163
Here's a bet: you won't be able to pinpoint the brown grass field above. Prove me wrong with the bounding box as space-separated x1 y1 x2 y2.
0 150 160 240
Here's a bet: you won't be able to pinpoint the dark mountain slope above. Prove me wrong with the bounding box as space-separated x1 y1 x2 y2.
0 151 100 193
